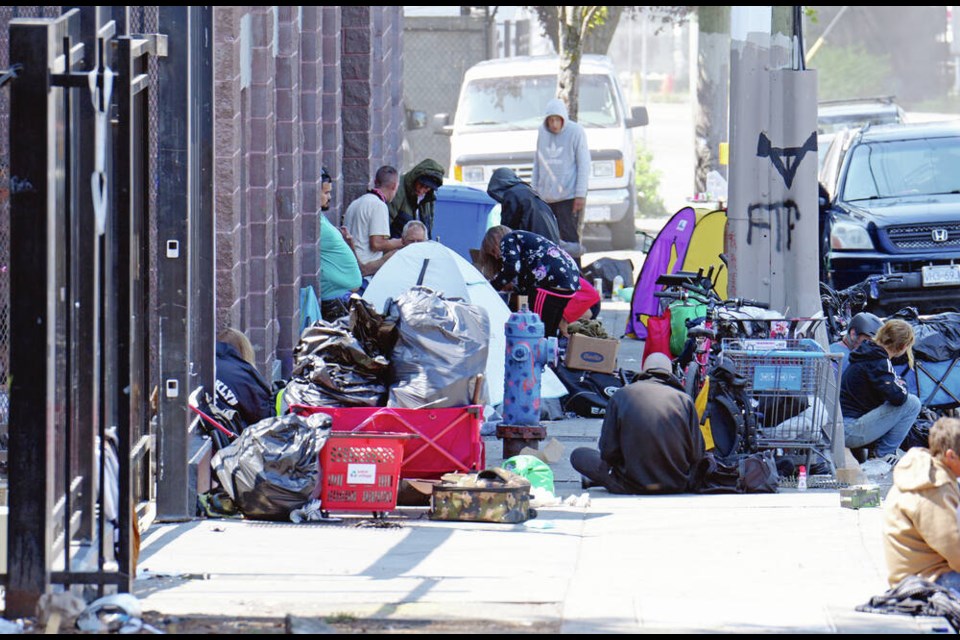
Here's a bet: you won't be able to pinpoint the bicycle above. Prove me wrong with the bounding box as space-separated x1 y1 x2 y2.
654 258 770 399
820 274 905 344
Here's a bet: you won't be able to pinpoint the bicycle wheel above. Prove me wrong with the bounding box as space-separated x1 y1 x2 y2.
684 361 701 398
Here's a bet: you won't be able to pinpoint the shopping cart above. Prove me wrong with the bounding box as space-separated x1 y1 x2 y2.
318 432 412 519
720 338 842 465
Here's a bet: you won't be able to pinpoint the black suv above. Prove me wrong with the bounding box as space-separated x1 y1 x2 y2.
819 120 960 314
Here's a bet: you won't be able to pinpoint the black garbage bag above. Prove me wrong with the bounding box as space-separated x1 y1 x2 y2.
284 354 387 408
212 412 332 521
582 257 634 294
387 286 490 408
891 308 960 362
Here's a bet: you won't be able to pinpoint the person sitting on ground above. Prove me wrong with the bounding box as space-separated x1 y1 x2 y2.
883 416 960 593
318 167 362 322
840 318 922 466
830 311 883 372
570 352 705 494
486 166 561 244
215 327 274 434
478 225 580 338
401 219 428 245
388 158 445 239
342 165 404 278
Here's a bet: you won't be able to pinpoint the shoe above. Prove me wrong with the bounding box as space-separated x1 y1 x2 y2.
881 451 903 467
580 476 596 490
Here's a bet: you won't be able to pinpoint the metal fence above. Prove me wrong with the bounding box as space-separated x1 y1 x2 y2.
4 8 163 616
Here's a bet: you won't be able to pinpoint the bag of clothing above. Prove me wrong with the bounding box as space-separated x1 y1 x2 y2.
212 412 332 520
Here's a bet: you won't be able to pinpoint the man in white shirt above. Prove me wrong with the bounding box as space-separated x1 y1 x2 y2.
342 165 403 276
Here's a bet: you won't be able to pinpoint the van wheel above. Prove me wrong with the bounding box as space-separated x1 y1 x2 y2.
609 181 637 250
610 210 637 250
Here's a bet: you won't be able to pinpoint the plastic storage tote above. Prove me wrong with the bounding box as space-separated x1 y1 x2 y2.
431 184 495 262
290 404 485 480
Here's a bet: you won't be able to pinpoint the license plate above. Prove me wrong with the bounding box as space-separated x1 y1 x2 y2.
922 265 960 286
584 205 611 222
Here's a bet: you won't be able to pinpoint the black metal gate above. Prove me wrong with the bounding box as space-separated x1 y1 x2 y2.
5 8 159 616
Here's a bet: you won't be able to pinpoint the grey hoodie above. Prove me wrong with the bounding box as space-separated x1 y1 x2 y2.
531 98 592 203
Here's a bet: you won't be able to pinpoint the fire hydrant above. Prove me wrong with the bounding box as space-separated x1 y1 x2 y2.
496 297 557 458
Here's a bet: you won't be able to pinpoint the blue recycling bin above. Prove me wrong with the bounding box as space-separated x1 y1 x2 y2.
431 183 496 263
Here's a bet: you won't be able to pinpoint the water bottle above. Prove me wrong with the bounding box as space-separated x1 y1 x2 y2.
797 465 808 492
612 275 624 299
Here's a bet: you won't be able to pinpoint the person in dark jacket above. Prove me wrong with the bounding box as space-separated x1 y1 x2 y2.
841 318 922 464
570 353 706 494
486 167 561 244
215 328 274 434
388 158 445 239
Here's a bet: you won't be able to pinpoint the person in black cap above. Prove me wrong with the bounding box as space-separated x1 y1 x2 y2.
830 311 883 372
388 158 445 239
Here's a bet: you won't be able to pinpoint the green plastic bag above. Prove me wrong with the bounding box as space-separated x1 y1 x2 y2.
501 455 554 494
668 299 707 357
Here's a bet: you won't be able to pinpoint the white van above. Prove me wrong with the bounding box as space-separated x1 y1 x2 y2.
435 54 648 249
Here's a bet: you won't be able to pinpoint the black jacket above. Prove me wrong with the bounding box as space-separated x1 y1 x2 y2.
840 339 909 420
215 342 274 433
598 369 705 493
486 167 561 244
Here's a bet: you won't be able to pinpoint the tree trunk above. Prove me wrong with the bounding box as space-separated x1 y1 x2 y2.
695 6 730 195
582 6 623 55
557 6 583 121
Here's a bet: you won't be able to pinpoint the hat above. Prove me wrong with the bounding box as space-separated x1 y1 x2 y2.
642 352 672 373
850 312 883 338
417 174 442 191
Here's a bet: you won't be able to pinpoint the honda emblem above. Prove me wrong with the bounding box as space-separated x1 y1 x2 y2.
932 228 949 243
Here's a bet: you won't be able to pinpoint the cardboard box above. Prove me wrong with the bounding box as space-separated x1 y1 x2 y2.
565 333 619 374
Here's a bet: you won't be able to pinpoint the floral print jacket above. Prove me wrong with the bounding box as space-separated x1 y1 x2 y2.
491 230 581 296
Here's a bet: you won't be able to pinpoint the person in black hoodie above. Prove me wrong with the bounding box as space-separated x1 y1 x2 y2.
570 353 705 494
486 167 561 245
841 318 922 464
215 328 274 434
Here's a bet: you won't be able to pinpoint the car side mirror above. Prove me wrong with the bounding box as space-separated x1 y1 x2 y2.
432 113 453 136
626 106 649 128
406 109 427 131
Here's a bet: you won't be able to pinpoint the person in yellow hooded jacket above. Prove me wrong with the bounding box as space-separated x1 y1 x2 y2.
883 417 960 592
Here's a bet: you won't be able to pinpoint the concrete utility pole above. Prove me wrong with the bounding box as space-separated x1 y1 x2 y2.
726 6 820 323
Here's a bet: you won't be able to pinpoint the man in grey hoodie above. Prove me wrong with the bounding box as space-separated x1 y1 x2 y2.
531 97 592 256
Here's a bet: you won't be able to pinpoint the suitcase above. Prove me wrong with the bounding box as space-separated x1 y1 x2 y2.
428 468 536 524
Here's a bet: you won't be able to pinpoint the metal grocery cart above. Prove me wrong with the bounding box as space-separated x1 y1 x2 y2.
720 338 842 465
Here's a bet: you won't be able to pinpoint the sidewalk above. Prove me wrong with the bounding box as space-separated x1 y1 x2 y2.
131 298 950 633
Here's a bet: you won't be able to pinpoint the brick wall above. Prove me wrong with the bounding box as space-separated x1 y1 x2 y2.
213 6 404 380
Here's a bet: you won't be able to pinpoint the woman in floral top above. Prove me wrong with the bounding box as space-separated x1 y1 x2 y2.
480 225 581 337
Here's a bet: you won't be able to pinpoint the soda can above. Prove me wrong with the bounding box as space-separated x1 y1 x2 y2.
593 277 604 299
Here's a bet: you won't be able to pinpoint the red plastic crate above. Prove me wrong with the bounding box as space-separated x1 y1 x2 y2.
319 433 406 515
291 405 485 480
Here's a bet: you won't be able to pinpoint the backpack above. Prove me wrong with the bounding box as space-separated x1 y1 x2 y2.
551 363 631 418
689 450 779 494
703 356 757 457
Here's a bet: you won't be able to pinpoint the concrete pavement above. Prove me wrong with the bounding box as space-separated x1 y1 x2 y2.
132 296 951 633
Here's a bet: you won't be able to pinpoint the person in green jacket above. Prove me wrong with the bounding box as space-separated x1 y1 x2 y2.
388 158 445 239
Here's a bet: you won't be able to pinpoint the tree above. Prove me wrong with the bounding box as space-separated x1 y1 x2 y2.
528 6 692 120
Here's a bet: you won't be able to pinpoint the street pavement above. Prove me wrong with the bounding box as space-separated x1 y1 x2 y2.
132 290 951 633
